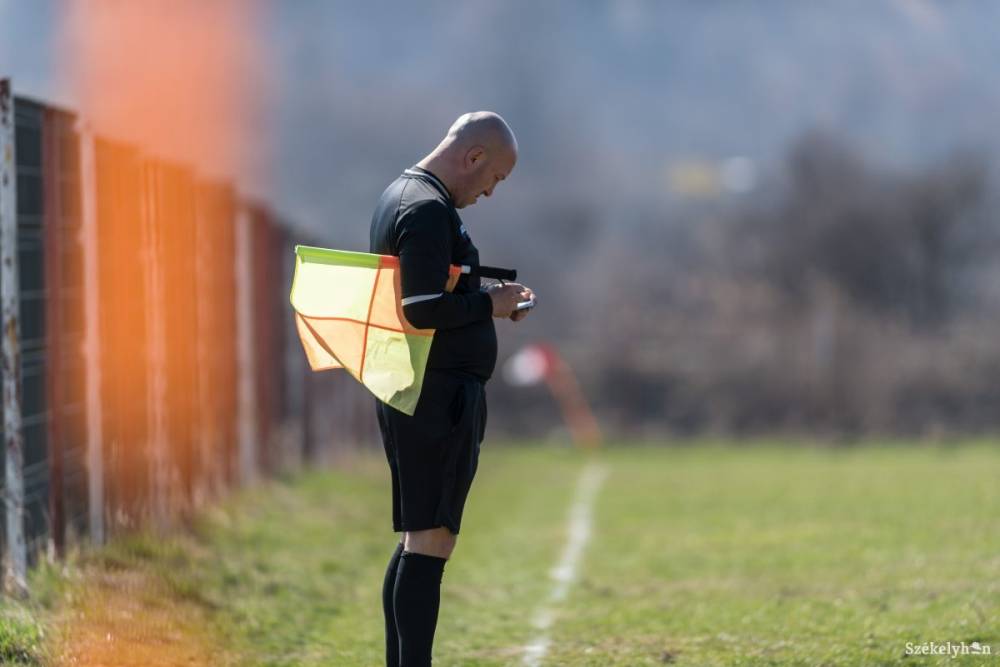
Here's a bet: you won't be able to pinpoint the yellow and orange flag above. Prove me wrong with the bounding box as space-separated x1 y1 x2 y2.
290 245 460 415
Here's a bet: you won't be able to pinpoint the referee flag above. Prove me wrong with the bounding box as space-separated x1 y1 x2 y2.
290 245 460 415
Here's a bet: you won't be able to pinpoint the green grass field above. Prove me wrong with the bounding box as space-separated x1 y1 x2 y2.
5 443 999 666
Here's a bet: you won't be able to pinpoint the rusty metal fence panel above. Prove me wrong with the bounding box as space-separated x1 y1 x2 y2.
94 138 150 527
194 181 239 496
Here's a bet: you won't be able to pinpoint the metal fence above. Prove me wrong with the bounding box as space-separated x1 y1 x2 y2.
0 79 377 594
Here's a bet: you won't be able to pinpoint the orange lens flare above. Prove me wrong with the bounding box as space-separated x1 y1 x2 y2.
56 1 264 516
60 0 262 178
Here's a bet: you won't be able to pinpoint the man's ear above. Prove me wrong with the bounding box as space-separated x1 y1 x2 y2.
464 146 487 171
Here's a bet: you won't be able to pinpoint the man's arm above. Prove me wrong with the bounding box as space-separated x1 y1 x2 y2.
397 201 493 329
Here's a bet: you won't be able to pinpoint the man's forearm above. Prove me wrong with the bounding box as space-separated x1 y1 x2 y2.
402 291 492 330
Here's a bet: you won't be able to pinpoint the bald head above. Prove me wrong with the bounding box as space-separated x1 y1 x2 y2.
444 111 518 156
417 111 517 209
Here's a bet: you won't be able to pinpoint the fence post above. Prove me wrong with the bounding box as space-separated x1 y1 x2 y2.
0 80 27 595
141 164 170 524
41 110 66 559
78 125 105 545
234 205 257 484
193 184 213 505
301 372 315 464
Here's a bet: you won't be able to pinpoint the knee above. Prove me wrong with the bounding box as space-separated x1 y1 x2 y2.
404 527 457 559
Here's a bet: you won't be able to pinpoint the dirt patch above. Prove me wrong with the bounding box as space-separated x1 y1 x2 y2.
49 565 235 666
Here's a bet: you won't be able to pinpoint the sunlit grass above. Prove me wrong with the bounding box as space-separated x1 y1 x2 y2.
8 442 999 665
551 443 1000 666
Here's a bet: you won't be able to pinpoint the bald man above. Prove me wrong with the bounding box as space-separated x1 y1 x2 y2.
369 112 533 666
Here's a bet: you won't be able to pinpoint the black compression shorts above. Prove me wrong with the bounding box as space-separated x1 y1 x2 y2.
376 370 487 535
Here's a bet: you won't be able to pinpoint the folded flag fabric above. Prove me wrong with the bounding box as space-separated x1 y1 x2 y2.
290 245 460 415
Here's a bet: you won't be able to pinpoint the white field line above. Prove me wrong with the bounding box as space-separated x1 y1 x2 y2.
522 462 608 667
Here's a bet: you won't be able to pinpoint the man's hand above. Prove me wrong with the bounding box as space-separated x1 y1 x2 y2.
486 282 533 319
509 285 536 322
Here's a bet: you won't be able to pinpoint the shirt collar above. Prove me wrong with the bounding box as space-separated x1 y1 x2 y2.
403 166 454 203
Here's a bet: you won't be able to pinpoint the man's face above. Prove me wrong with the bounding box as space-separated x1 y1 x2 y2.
455 147 516 209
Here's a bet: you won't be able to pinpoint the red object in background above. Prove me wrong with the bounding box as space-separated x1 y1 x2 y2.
503 343 601 448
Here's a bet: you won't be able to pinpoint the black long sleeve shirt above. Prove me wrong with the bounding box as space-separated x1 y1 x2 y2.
369 166 497 380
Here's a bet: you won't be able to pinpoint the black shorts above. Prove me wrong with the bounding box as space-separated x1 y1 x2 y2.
376 370 487 535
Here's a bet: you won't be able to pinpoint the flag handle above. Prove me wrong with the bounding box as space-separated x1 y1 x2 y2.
462 265 517 282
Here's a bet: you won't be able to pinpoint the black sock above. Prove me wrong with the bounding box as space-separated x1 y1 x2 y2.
382 542 405 667
393 551 447 667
